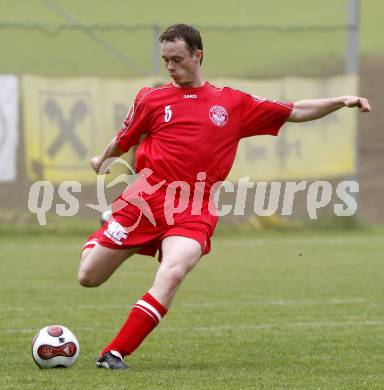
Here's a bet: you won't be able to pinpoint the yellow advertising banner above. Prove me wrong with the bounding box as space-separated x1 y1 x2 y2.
213 75 358 181
22 75 357 183
22 75 158 183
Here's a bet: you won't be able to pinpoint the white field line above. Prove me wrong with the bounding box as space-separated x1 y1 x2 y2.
0 298 373 312
2 320 383 336
160 320 384 333
218 236 384 247
0 298 377 312
180 298 369 307
1 326 97 334
195 320 384 331
0 304 131 311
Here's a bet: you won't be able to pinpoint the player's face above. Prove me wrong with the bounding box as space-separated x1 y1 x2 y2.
161 39 202 86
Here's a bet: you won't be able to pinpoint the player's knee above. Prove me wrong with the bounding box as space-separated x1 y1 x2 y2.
162 266 186 290
77 270 102 288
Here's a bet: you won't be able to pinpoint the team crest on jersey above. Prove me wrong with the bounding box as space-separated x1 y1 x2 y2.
209 105 228 127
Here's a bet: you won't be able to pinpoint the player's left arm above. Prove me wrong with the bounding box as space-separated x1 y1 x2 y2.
287 96 371 123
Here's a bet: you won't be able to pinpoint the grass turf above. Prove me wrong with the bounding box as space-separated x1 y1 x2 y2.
0 0 382 78
1 226 384 389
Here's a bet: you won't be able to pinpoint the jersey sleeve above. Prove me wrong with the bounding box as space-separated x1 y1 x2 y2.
115 87 152 152
239 92 293 139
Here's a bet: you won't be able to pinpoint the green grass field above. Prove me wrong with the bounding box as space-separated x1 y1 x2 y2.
1 226 384 389
0 0 383 78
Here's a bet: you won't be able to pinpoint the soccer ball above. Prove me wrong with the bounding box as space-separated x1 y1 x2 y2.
32 325 80 368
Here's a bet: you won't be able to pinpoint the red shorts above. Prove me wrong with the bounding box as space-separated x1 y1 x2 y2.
81 192 218 260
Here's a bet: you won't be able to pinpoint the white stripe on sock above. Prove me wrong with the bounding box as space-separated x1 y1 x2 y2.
134 305 158 322
136 300 162 322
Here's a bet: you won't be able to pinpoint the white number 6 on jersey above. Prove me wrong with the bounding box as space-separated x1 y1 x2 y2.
164 105 172 122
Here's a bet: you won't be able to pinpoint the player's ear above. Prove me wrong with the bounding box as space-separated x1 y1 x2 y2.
195 50 203 65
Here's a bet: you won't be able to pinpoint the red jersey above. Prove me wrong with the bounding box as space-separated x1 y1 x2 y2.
116 81 293 191
85 82 293 256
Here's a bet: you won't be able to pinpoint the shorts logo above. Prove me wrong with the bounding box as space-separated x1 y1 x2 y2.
104 221 128 245
209 105 228 127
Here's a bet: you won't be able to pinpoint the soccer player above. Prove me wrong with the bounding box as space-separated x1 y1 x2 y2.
78 24 371 369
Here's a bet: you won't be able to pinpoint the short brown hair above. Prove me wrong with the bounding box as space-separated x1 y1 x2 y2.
159 24 203 64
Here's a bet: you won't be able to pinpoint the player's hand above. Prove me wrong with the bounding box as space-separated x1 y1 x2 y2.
343 96 371 112
90 156 110 174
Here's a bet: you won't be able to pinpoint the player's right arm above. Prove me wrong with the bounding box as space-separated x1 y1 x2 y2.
90 87 152 174
90 139 124 174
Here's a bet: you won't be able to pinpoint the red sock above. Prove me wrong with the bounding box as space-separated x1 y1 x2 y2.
101 292 167 357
